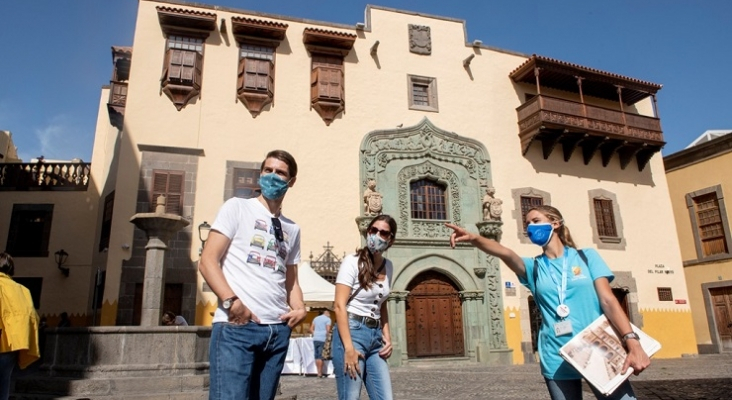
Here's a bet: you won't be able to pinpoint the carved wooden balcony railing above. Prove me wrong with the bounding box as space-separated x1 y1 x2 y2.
107 81 128 130
0 162 91 191
516 95 665 171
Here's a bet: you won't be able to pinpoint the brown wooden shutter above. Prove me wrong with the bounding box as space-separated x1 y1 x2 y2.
310 67 319 102
237 57 246 91
151 170 184 215
168 49 183 81
193 51 203 89
161 48 172 81
181 50 196 82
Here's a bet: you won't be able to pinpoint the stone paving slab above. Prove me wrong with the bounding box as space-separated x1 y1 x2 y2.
279 354 732 400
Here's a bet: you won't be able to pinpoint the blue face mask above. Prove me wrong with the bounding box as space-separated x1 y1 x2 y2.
527 223 554 247
259 173 290 200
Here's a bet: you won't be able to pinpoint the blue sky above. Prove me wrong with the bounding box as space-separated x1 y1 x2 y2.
1 0 730 162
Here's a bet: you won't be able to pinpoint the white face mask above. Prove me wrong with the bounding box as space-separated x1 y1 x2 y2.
367 233 390 254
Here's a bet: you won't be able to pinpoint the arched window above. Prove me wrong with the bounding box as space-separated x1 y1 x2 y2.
410 179 447 220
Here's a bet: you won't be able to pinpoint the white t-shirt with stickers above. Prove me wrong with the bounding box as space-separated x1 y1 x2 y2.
336 254 392 320
211 197 301 324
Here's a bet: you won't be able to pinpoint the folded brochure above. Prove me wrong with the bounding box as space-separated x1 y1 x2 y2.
559 315 661 395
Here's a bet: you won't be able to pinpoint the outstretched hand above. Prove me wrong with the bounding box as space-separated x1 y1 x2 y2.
445 223 477 248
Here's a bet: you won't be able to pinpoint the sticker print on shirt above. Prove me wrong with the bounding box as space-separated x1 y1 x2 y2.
267 238 277 252
276 263 287 274
250 234 265 249
254 219 267 232
263 255 277 270
246 251 261 265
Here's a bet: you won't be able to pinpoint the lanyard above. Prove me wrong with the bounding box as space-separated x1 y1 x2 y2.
545 247 569 308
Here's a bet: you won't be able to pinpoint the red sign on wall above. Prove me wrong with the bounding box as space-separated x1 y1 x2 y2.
674 299 687 304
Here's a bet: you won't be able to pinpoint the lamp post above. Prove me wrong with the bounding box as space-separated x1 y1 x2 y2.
55 249 69 277
198 221 211 255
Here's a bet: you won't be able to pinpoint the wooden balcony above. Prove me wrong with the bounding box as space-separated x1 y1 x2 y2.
107 81 128 130
516 95 664 171
0 162 91 191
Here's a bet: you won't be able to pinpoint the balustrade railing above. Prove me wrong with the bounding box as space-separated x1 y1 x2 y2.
0 162 91 191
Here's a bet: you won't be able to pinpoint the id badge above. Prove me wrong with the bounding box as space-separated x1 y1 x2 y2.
554 320 573 337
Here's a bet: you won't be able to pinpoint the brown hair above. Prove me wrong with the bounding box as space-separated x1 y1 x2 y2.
529 205 577 248
355 215 397 289
0 252 14 276
162 311 176 325
261 149 298 178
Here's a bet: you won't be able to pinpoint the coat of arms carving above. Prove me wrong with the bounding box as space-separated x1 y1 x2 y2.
409 24 431 55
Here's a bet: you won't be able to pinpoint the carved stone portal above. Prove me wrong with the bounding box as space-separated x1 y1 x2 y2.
409 24 431 55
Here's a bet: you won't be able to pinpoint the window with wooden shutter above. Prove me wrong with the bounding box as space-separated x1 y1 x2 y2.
310 54 345 125
236 44 276 116
151 170 184 215
233 168 260 199
410 179 447 220
594 198 618 237
161 35 204 110
694 192 729 256
520 196 544 231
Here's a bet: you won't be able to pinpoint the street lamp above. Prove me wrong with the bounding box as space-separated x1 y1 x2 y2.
55 249 69 277
198 221 211 255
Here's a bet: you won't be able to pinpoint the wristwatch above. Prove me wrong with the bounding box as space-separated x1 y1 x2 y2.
622 332 640 344
222 296 239 310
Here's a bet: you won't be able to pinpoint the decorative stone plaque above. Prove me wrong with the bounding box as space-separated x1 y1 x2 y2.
409 24 431 55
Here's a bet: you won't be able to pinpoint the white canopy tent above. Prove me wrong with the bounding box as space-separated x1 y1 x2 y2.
298 260 336 309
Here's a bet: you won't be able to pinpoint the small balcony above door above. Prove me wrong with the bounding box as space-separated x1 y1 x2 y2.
510 55 665 171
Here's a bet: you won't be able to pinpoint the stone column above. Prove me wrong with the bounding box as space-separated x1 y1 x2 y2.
386 291 409 367
130 196 189 327
475 220 513 365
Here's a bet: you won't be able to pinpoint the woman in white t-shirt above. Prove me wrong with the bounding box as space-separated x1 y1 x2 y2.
332 215 396 400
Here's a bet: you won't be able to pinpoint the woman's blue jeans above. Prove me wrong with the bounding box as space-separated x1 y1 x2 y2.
545 377 637 400
0 351 17 400
332 320 393 400
209 322 291 400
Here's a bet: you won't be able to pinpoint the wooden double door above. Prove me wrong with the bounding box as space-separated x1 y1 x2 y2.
405 271 464 358
710 286 732 351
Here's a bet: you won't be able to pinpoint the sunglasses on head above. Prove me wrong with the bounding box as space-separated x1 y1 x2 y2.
271 218 284 242
368 226 393 240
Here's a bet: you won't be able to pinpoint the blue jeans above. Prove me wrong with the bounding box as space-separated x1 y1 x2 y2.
209 322 291 400
545 378 636 400
0 351 17 400
332 320 392 400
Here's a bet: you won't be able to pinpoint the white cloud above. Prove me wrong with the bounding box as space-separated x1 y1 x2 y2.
33 115 91 162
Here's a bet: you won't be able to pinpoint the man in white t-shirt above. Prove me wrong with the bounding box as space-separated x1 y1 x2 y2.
199 150 306 400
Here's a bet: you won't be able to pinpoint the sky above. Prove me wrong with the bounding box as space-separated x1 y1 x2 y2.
1 0 731 162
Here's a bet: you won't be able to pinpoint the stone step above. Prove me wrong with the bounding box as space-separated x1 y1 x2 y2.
404 357 478 368
13 375 208 397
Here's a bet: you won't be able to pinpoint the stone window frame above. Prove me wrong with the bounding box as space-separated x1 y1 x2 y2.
224 160 261 201
588 189 626 250
511 187 550 244
407 75 438 112
686 185 732 263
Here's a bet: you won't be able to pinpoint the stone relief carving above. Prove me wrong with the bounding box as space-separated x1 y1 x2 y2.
361 120 490 183
482 186 503 222
363 180 383 215
458 290 485 301
397 161 461 236
387 291 409 302
473 268 487 279
408 24 431 55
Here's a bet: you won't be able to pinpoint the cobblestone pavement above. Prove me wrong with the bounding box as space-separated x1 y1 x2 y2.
279 354 732 399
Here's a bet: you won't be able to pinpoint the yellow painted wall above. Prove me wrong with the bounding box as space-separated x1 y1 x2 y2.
504 306 524 364
196 300 217 327
641 309 698 358
100 300 118 326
